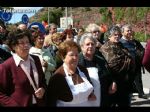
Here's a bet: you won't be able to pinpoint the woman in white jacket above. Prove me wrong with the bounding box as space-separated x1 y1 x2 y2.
29 31 56 85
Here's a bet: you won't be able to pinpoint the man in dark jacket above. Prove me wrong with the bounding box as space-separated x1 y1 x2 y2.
120 24 147 99
131 38 146 99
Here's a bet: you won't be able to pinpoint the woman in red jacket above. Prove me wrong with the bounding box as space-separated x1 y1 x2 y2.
0 29 47 107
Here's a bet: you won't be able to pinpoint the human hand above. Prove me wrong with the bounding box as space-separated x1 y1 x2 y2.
109 82 117 94
88 92 97 101
96 41 102 48
42 60 48 68
35 87 45 99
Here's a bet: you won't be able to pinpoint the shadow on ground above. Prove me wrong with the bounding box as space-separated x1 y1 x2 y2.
131 93 150 106
131 99 150 106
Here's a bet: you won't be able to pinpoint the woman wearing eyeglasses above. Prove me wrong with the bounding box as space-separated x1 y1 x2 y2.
0 29 47 107
85 23 103 49
100 26 134 107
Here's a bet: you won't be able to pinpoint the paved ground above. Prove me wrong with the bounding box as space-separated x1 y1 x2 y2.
131 88 150 107
131 70 150 107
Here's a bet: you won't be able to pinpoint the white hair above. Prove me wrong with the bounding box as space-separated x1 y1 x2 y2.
79 32 97 47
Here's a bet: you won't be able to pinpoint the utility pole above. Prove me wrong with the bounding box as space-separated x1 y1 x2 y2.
70 7 73 27
48 7 49 25
65 7 68 28
70 7 72 17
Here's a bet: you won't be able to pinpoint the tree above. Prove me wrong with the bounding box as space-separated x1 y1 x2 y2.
40 8 63 26
99 7 114 26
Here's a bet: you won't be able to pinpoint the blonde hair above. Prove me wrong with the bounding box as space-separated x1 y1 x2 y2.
85 23 100 33
50 33 63 47
51 33 62 41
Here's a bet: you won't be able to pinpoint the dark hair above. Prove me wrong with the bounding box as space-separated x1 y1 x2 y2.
32 30 44 40
7 29 31 51
62 29 74 39
0 30 9 41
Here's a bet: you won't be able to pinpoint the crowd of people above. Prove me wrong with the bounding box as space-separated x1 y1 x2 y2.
0 18 150 107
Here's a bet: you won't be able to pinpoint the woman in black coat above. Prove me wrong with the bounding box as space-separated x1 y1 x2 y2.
79 33 114 107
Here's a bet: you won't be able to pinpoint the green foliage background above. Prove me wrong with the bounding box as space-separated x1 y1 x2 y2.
99 7 150 42
2 7 150 42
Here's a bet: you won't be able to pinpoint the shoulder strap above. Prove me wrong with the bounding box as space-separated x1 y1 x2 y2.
20 62 37 91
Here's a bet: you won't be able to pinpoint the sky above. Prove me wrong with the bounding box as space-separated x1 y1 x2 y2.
8 7 43 24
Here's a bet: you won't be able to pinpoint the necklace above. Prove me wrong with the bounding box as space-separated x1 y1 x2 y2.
64 64 83 85
67 67 76 76
68 71 75 76
67 68 80 85
71 73 79 85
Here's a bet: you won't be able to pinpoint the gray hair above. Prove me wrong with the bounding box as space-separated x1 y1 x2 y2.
49 23 57 29
110 26 121 35
106 26 121 38
79 32 97 47
121 24 132 33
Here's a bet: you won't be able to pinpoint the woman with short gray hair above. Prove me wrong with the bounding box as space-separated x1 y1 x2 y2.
100 25 133 107
79 33 97 47
79 32 113 107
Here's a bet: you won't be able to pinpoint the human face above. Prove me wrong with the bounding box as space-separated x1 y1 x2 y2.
35 36 44 49
66 34 74 41
63 48 79 68
50 26 57 34
122 27 132 40
52 37 62 46
18 24 27 30
92 29 101 40
78 29 84 36
81 38 95 58
14 36 30 60
109 32 121 43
